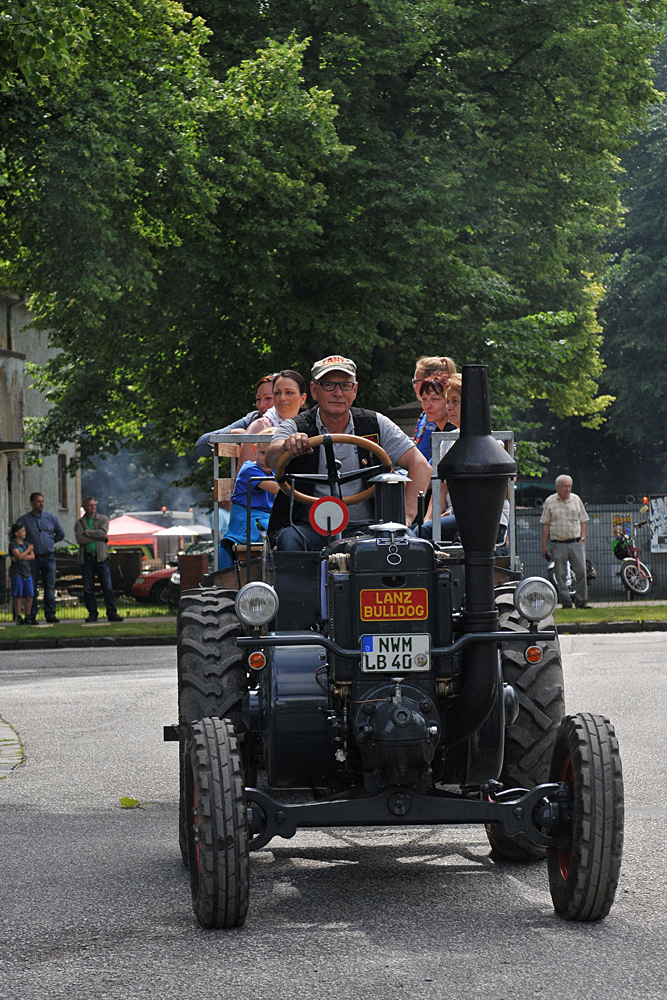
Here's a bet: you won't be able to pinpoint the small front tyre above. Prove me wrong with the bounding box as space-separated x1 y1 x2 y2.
547 713 624 921
185 717 249 929
620 560 652 596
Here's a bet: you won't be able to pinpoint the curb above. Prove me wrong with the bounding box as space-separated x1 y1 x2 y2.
3 623 667 650
0 635 177 651
557 620 667 635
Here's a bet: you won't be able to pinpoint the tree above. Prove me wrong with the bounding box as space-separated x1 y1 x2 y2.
4 0 667 482
0 1 91 91
597 39 667 472
1 3 346 465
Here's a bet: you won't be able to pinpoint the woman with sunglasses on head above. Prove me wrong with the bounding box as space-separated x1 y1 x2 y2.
412 356 457 462
239 370 309 465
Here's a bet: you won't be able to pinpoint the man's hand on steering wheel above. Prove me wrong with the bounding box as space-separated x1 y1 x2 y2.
280 432 314 459
274 433 392 507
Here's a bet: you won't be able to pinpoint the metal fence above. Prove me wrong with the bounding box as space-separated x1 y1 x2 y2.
516 503 665 601
0 549 176 622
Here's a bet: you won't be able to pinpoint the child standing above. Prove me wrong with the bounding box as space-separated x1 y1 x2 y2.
8 521 35 624
220 431 279 568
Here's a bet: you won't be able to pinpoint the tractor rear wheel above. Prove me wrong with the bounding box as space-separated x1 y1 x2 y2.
177 587 247 866
185 716 249 928
547 713 624 921
486 592 565 862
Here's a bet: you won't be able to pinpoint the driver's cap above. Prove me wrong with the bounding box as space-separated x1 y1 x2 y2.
311 355 357 381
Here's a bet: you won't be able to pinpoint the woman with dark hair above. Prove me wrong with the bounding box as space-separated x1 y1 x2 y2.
412 355 457 461
239 370 309 465
418 374 452 464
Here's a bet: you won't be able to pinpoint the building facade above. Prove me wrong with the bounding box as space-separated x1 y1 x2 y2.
0 292 80 572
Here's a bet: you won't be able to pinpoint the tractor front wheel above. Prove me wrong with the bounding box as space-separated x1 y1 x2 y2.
184 716 249 929
547 713 624 921
177 587 247 866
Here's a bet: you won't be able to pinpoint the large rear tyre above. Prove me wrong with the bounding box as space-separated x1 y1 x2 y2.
185 717 249 928
177 588 247 866
486 593 565 863
620 560 652 595
547 713 624 921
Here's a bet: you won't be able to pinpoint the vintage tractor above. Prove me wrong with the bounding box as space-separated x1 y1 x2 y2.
168 365 624 929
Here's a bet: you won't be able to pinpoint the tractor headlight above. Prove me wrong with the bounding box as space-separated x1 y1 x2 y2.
513 577 557 622
235 582 279 627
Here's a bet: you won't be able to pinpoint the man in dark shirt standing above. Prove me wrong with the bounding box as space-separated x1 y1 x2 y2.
20 492 65 624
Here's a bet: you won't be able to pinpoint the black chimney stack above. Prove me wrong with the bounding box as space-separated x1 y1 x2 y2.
437 365 517 745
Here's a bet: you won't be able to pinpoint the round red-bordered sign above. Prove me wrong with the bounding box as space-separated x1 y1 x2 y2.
309 496 349 536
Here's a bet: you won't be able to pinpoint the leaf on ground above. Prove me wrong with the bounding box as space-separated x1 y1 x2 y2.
119 796 141 809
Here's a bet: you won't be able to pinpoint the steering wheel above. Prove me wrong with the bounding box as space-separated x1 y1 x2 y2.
274 433 392 506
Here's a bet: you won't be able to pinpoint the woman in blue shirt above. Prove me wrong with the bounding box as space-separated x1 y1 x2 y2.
412 355 457 462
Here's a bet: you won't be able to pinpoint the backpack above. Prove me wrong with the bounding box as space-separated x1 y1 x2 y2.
612 536 630 561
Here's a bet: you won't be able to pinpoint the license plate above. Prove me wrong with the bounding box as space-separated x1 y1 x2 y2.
360 634 430 673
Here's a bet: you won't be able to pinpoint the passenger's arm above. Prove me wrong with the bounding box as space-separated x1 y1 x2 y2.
194 411 258 457
259 481 280 495
395 446 433 526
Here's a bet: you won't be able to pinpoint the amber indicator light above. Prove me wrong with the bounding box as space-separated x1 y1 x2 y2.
248 651 267 670
524 645 543 664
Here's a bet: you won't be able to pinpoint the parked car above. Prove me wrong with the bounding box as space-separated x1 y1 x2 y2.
131 565 175 605
168 540 214 605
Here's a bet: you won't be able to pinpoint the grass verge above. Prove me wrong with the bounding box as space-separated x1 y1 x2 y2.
0 618 176 642
2 604 666 642
554 603 667 625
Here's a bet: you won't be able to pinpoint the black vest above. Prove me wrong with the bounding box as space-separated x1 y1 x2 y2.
268 407 382 539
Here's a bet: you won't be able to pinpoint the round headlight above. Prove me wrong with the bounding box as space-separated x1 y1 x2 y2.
513 577 557 622
235 582 279 627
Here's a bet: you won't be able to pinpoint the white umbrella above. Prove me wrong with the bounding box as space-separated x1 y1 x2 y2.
154 524 209 537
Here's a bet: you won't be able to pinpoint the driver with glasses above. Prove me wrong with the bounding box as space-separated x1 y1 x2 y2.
264 354 432 550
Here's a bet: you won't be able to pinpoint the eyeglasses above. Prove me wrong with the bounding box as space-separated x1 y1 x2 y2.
317 381 356 392
411 378 423 387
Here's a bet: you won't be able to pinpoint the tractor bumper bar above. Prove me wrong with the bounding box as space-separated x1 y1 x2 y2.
237 629 556 658
245 782 571 852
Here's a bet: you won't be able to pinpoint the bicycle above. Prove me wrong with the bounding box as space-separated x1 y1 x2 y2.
613 508 653 596
546 553 596 601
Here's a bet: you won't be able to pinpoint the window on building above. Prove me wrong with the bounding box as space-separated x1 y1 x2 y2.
58 454 68 509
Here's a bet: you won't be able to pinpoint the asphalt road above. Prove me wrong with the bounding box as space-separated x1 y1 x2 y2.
0 637 666 1000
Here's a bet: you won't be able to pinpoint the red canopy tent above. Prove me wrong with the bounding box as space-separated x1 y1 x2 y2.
107 515 163 554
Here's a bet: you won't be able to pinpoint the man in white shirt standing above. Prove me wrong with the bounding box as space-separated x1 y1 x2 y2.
541 475 591 609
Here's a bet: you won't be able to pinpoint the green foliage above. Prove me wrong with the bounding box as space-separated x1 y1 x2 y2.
597 40 667 471
0 1 91 91
2 0 666 489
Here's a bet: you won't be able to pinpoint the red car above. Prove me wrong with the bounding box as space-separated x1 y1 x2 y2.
131 566 173 604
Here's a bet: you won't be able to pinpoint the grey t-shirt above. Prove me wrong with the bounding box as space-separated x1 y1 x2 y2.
272 408 414 524
9 540 31 578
